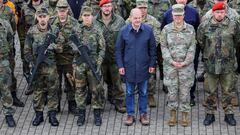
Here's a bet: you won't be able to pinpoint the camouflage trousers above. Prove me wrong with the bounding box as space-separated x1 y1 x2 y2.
57 64 75 101
148 74 156 96
9 53 17 92
74 63 104 109
204 72 234 114
33 66 59 112
164 64 195 112
102 61 125 102
0 60 15 116
17 24 30 76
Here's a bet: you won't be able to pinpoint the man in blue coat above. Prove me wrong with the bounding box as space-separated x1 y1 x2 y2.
115 8 156 126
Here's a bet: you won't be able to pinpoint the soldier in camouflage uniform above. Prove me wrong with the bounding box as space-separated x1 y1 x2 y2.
126 0 161 107
24 7 59 126
0 18 16 127
197 2 240 126
201 0 240 107
93 0 126 113
0 0 25 107
49 0 80 114
18 0 47 95
160 4 196 127
83 0 129 19
72 6 106 126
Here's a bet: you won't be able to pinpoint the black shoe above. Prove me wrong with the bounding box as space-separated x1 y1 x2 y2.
32 111 44 126
77 109 86 126
94 109 102 126
163 85 168 94
5 115 16 127
224 114 236 126
197 73 204 82
68 100 79 115
203 114 215 126
190 99 196 107
48 111 59 126
12 91 25 107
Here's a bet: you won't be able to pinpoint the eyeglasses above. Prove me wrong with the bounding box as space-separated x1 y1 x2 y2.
102 5 112 8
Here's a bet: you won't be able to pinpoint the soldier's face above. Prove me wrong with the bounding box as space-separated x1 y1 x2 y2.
0 0 3 4
101 3 113 16
176 0 187 5
173 15 184 24
37 15 49 28
130 9 142 28
82 13 93 27
138 7 148 18
57 8 68 22
213 10 226 21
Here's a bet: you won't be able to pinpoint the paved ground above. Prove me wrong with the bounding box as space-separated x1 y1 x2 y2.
0 38 240 135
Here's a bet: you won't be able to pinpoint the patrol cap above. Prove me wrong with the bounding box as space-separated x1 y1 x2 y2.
136 0 148 8
56 0 68 8
212 2 225 12
172 4 185 16
36 7 49 16
99 0 112 7
80 6 93 16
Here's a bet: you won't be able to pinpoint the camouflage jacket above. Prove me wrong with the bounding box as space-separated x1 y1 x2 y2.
93 12 125 63
73 24 106 67
50 16 80 65
24 24 59 70
202 6 240 22
0 18 14 62
197 16 240 74
148 0 171 22
0 5 16 31
126 14 161 45
160 22 196 66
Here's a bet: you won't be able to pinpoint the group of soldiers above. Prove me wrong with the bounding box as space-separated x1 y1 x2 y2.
0 0 239 128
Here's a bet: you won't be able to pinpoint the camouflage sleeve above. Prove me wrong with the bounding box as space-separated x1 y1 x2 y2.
233 21 240 48
197 23 205 49
183 30 196 66
152 19 161 45
96 31 106 66
24 28 34 62
6 21 14 52
160 28 174 65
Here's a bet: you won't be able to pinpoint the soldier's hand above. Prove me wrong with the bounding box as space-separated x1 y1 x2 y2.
149 67 155 73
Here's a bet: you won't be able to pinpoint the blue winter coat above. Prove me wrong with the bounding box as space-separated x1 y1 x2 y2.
115 23 157 83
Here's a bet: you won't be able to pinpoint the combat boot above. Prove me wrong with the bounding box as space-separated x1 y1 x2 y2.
224 114 236 126
180 112 189 127
48 111 59 126
68 100 79 115
115 100 126 113
11 91 25 107
5 115 16 127
77 109 86 126
148 95 156 108
94 109 102 126
203 114 215 126
168 110 177 126
32 111 44 126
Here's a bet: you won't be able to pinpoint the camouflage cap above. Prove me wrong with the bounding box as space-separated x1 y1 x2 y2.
36 7 49 16
56 0 68 8
172 4 185 16
80 6 93 16
136 0 148 8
